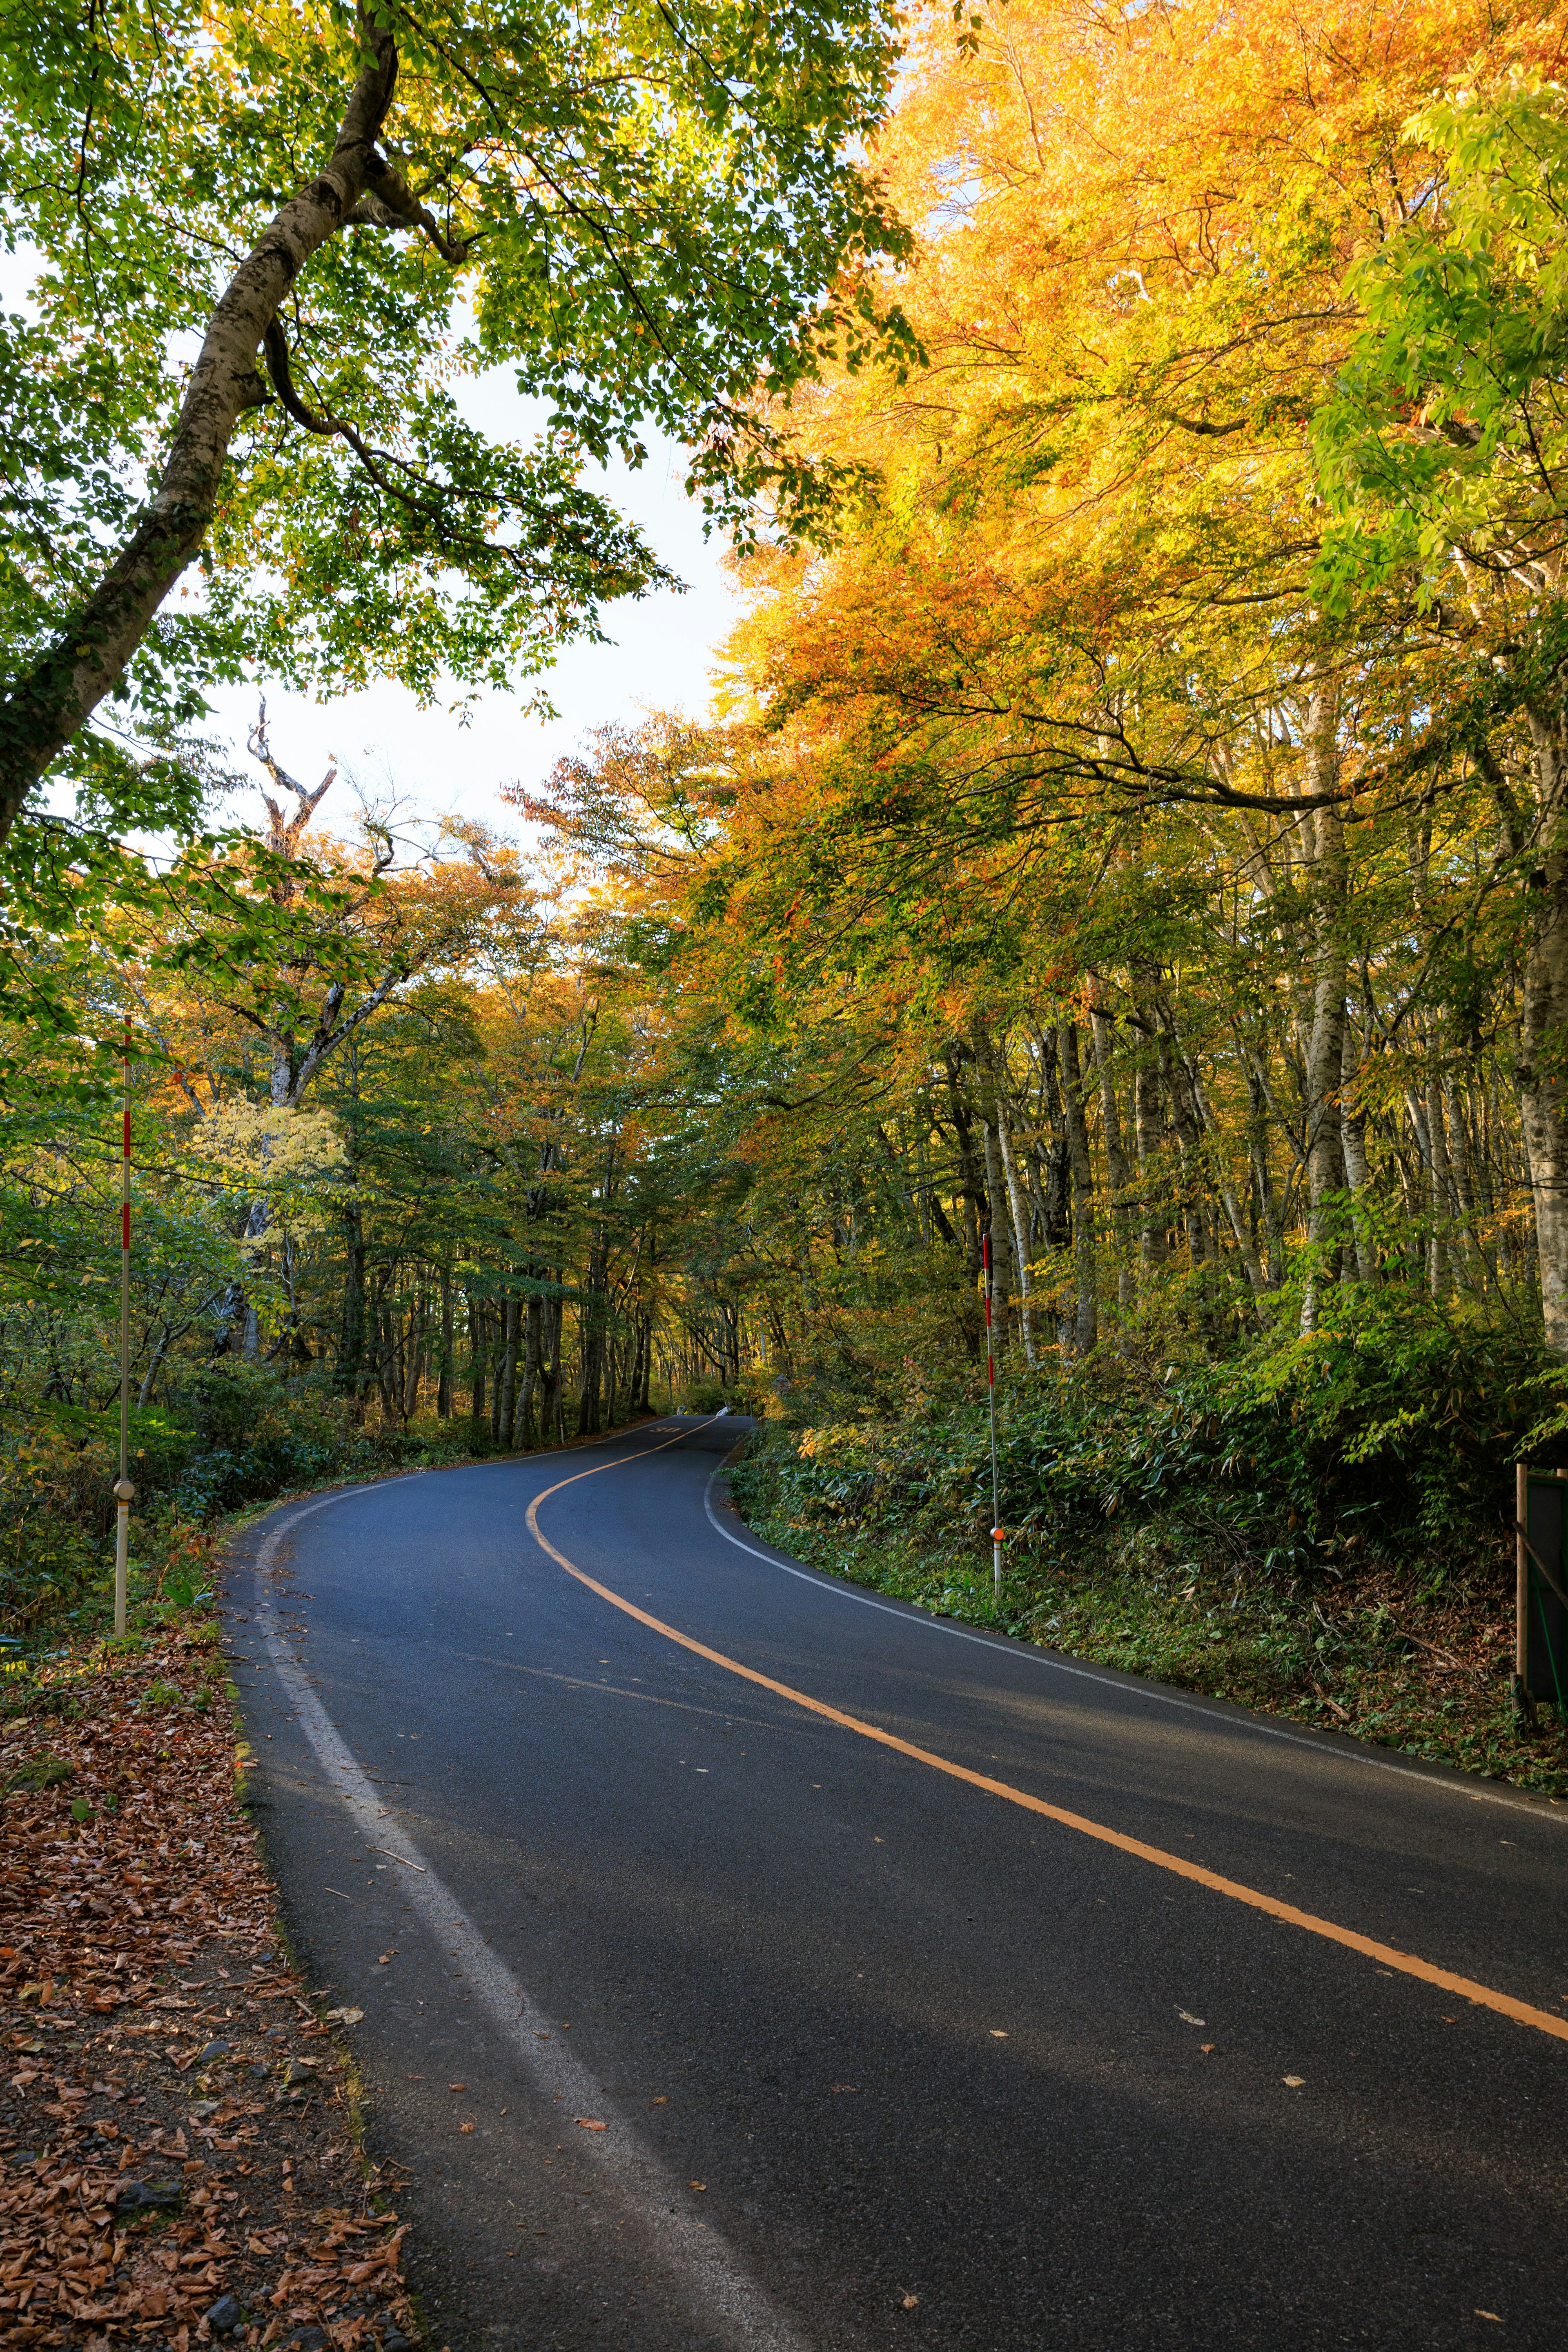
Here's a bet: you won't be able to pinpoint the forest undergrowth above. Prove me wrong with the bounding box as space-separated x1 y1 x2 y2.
731 1294 1568 1803
0 1365 654 1654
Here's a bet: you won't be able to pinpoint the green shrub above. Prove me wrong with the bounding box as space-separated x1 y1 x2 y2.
680 1377 730 1414
734 1289 1561 1586
679 1376 768 1417
0 1427 106 1637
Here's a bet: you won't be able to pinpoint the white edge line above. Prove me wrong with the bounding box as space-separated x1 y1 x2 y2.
701 1464 1564 1825
247 1477 811 2352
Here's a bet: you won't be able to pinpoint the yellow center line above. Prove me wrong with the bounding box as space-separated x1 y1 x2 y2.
525 1434 1568 2048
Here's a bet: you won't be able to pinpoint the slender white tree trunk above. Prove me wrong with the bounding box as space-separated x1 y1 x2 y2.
1299 682 1348 1332
1517 716 1568 1351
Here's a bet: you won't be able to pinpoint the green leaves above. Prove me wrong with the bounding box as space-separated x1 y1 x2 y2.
0 0 914 841
1313 77 1568 615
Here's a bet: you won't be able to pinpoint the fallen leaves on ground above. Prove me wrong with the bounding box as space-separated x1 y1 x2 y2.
0 1627 417 2348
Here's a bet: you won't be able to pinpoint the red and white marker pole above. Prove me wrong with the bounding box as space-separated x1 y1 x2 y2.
113 1015 135 1637
983 1230 1002 1599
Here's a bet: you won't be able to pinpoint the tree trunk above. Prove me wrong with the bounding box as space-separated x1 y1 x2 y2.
518 1293 542 1446
1089 994 1134 1319
1245 1058 1285 1288
969 1028 1017 1350
377 1309 397 1421
545 1289 567 1442
1425 1067 1451 1299
1154 1011 1209 1270
237 1189 271 1360
469 1300 487 1425
437 1267 454 1416
992 1071 1038 1365
1515 809 1568 1333
498 1295 520 1447
1058 1022 1098 1355
577 1245 607 1435
978 1115 1015 1352
1187 1064 1267 1302
137 1323 172 1409
1446 1074 1494 1290
1299 685 1348 1330
337 1205 366 1396
0 18 400 840
401 1297 424 1422
1131 1003 1167 1273
942 1046 987 1305
1340 1021 1378 1284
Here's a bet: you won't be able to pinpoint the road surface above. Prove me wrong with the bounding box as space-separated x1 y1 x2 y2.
223 1417 1568 2350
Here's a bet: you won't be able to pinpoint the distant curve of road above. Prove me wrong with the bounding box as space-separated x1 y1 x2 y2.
223 1416 1568 2352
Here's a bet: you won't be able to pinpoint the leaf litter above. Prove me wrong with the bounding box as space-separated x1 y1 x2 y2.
0 1624 417 2348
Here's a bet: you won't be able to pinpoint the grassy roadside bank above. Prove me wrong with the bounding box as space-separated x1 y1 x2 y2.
730 1419 1568 1805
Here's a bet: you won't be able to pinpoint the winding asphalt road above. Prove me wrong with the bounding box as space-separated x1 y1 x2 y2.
223 1417 1568 2352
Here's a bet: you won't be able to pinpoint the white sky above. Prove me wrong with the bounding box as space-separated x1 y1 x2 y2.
0 226 749 849
205 381 745 842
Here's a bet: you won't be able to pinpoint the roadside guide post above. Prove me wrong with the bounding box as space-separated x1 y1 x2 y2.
1515 1461 1568 1724
113 1015 135 1637
984 1230 1002 1599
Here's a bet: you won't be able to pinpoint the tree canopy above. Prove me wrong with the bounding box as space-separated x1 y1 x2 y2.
11 1 1568 1793
0 0 914 844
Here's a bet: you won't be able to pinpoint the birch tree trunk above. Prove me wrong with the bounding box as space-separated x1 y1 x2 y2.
1058 1022 1098 1354
1299 682 1348 1332
1089 994 1135 1316
1425 1068 1454 1298
1130 991 1167 1273
1516 710 1568 1349
1154 1011 1209 1270
1339 1022 1378 1284
1187 1065 1266 1301
991 1056 1038 1366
